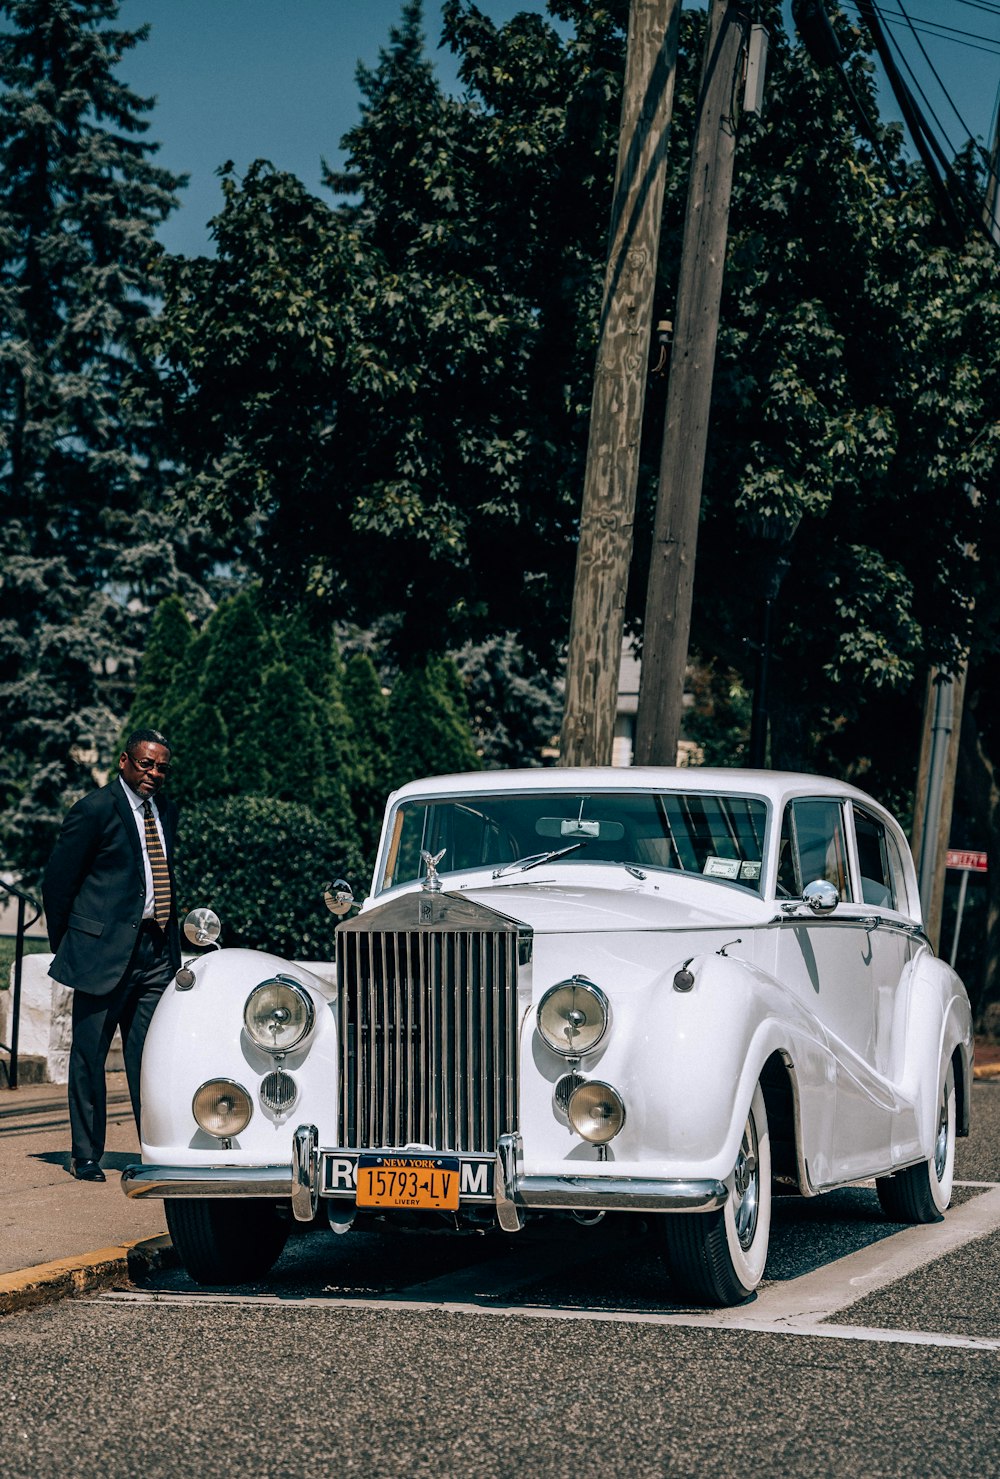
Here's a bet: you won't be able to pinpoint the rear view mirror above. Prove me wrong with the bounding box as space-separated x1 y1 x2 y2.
536 817 625 842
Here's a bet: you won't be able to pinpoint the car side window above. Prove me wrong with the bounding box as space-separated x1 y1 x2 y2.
853 806 902 911
778 799 850 899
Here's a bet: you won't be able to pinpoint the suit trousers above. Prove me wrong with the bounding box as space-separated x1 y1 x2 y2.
68 921 172 1162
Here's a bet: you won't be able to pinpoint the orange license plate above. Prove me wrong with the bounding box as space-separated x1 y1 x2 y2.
356 1153 460 1211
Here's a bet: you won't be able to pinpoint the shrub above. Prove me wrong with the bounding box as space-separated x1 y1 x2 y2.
176 796 367 959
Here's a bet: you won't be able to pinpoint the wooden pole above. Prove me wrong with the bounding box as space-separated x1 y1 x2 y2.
912 666 968 953
633 0 749 765
559 0 682 768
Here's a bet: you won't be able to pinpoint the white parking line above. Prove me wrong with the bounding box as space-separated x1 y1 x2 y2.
99 1187 1000 1353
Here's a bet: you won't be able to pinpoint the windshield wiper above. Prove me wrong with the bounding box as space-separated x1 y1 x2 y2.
492 842 586 878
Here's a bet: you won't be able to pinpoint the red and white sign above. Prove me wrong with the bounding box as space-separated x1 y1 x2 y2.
946 850 987 872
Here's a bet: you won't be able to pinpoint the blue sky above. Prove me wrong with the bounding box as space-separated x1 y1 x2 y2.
118 1 1000 258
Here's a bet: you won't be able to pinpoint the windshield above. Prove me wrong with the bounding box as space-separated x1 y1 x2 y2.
379 790 768 894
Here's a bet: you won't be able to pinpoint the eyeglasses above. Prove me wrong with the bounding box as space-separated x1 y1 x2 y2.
130 757 171 774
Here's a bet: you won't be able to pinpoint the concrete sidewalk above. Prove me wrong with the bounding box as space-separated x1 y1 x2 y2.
0 1072 172 1314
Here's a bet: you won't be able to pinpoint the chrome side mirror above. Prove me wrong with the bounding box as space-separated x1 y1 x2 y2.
183 907 222 948
802 879 839 915
324 879 354 917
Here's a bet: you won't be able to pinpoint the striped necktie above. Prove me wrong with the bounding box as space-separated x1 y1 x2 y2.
142 799 172 927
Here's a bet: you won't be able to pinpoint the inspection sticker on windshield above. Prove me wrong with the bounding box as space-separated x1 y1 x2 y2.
739 861 761 880
703 857 741 880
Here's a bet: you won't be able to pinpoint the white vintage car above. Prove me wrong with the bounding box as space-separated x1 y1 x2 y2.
123 767 973 1306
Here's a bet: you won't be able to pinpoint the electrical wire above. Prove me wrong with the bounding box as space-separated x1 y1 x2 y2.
859 0 1000 248
843 2 1000 56
894 0 992 154
953 1 1000 20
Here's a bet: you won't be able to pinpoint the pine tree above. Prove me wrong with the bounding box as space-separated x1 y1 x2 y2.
0 0 187 873
259 664 323 803
121 595 195 743
274 607 356 819
199 590 276 794
342 652 392 857
389 656 479 791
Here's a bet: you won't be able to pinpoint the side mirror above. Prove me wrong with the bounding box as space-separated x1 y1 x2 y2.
802 879 839 915
183 907 222 948
324 879 354 917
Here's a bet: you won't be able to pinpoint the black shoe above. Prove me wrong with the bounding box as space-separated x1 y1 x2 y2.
71 1159 106 1182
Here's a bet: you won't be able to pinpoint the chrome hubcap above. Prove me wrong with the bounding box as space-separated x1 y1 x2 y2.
733 1113 759 1250
933 1082 950 1181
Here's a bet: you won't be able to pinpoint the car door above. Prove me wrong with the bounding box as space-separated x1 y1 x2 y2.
773 796 892 1180
846 804 924 1164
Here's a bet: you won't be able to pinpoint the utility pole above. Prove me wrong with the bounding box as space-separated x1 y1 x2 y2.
559 0 682 768
634 0 751 765
911 666 967 951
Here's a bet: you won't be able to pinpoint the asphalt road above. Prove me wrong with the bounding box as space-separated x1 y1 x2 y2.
1 1084 998 1479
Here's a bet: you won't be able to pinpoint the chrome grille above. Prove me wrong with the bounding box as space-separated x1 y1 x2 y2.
337 926 520 1154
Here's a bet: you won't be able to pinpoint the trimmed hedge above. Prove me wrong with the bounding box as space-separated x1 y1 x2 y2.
176 796 367 959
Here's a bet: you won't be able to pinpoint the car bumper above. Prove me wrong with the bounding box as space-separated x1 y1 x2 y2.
121 1126 729 1231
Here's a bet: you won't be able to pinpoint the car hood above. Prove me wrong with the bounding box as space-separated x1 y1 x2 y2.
435 873 769 934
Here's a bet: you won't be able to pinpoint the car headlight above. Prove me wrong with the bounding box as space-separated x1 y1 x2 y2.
567 1080 626 1144
536 978 609 1056
192 1078 253 1137
244 976 315 1054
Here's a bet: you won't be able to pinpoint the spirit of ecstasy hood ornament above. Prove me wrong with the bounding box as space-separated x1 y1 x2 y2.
420 848 446 892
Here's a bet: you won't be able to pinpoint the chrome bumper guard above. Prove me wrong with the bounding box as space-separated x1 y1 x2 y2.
121 1125 320 1223
494 1133 727 1232
122 1126 727 1233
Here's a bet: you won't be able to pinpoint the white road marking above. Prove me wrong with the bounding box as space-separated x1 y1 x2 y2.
732 1185 1000 1327
97 1186 1000 1354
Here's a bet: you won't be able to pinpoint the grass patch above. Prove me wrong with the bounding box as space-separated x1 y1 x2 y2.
0 936 49 988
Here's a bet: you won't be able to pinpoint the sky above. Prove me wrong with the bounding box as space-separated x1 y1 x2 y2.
116 1 1000 259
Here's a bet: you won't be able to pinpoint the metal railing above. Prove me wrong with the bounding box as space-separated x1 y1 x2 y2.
1 878 43 1090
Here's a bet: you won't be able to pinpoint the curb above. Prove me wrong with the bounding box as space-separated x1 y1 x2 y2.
0 1233 176 1319
974 1062 1000 1081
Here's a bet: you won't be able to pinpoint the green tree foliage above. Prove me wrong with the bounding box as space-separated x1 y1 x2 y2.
175 795 365 958
149 0 627 663
389 654 480 790
452 634 562 768
0 0 206 874
149 1 996 717
342 652 392 858
121 595 195 742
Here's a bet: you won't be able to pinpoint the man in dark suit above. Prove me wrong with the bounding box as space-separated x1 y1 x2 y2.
43 728 180 1182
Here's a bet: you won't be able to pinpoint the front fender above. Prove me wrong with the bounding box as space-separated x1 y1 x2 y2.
140 947 339 1165
519 947 837 1188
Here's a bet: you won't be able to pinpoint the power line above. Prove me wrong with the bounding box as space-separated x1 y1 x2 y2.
843 2 1000 56
894 1 992 151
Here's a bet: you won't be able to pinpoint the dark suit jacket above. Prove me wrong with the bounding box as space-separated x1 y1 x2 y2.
43 780 181 995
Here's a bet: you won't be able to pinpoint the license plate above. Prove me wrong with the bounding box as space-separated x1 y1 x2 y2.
356 1153 460 1211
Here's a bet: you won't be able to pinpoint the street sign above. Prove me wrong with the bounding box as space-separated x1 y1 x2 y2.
946 850 987 872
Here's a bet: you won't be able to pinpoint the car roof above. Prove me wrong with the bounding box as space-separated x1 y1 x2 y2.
387 766 892 817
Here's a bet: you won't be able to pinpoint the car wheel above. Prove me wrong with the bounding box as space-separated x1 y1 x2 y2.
165 1198 289 1285
662 1081 772 1306
876 1058 956 1224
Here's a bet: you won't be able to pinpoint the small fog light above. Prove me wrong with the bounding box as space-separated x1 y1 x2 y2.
568 1080 626 1144
260 1068 298 1116
192 1078 252 1138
